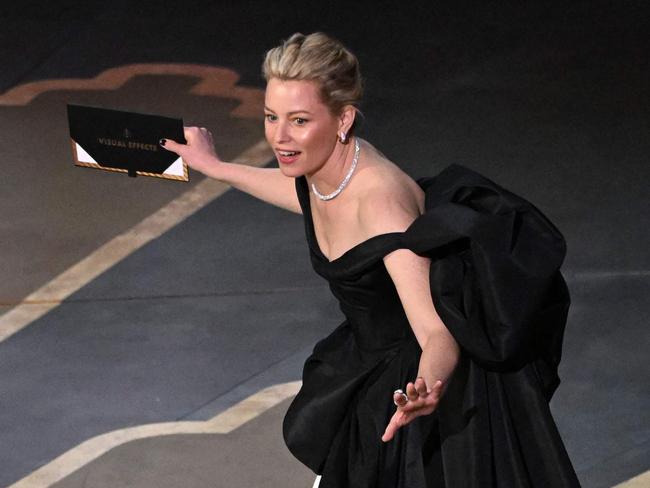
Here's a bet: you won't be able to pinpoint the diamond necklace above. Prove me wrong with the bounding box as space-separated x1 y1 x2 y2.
311 138 360 201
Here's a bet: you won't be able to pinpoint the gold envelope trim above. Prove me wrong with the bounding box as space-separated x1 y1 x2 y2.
70 139 189 182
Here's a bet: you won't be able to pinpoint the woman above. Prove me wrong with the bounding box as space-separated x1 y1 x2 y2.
161 33 580 488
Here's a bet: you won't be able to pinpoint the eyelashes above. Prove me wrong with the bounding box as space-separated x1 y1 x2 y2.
264 113 309 125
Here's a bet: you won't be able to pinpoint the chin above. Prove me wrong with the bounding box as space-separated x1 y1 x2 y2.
278 163 307 178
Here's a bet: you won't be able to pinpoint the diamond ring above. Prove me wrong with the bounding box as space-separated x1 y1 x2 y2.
393 389 408 406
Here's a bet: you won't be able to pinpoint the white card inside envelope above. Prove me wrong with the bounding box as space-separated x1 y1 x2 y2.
163 157 184 176
75 142 184 177
75 143 97 164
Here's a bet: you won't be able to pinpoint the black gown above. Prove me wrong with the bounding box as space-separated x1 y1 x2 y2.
283 163 581 488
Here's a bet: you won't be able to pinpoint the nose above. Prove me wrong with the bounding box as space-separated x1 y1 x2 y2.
273 120 291 144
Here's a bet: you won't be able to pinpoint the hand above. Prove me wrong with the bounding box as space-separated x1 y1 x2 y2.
160 126 222 175
381 377 444 442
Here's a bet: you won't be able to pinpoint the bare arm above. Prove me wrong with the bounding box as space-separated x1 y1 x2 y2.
357 190 460 442
381 248 460 443
162 127 301 214
384 249 460 389
210 162 301 214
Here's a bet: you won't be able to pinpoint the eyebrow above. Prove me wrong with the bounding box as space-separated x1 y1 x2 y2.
264 106 313 116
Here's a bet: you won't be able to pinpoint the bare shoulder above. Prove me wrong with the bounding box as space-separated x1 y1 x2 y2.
354 141 425 237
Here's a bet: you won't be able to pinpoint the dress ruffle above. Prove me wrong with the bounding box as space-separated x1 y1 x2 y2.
284 164 580 487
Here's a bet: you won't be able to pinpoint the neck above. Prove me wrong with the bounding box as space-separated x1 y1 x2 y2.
306 138 357 195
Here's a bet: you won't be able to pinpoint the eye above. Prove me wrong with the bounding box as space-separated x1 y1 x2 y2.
294 117 308 125
265 113 278 122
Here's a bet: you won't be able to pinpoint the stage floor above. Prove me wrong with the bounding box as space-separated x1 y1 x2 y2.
0 2 648 487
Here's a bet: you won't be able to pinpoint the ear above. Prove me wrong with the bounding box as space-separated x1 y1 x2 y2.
337 105 357 135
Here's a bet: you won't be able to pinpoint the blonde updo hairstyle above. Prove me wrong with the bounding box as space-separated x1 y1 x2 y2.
262 32 363 138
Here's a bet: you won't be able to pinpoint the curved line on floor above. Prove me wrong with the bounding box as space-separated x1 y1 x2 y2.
8 381 301 488
0 63 264 118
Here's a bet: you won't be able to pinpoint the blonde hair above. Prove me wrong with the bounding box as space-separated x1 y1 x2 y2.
262 32 363 131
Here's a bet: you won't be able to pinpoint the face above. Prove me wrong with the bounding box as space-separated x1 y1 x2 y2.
264 78 341 177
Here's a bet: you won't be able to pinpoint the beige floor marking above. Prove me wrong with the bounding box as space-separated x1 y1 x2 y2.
0 63 263 118
2 64 646 488
8 372 648 488
612 471 650 488
0 138 273 343
0 62 270 342
7 381 301 488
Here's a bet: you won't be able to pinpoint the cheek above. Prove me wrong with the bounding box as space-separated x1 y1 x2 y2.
264 122 274 143
301 125 333 149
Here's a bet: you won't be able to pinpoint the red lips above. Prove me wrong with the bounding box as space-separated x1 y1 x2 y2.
276 150 301 164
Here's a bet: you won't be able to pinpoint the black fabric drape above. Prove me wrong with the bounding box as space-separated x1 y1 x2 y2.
283 164 580 487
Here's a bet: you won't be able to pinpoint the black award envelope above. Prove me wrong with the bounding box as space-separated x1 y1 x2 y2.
67 104 188 181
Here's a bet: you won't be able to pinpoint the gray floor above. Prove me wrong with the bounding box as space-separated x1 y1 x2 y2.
50 398 315 488
1 2 648 487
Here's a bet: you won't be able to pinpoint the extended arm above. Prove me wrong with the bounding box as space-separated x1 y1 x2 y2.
385 249 460 389
162 127 301 214
381 248 460 441
357 188 460 442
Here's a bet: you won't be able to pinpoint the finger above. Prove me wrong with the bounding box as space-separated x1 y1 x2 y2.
399 396 429 413
184 125 198 134
430 379 444 399
382 424 396 442
393 389 408 407
414 377 428 397
159 138 184 154
406 382 418 401
382 411 409 442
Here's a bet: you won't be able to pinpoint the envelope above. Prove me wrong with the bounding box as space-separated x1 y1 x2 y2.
67 104 188 181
